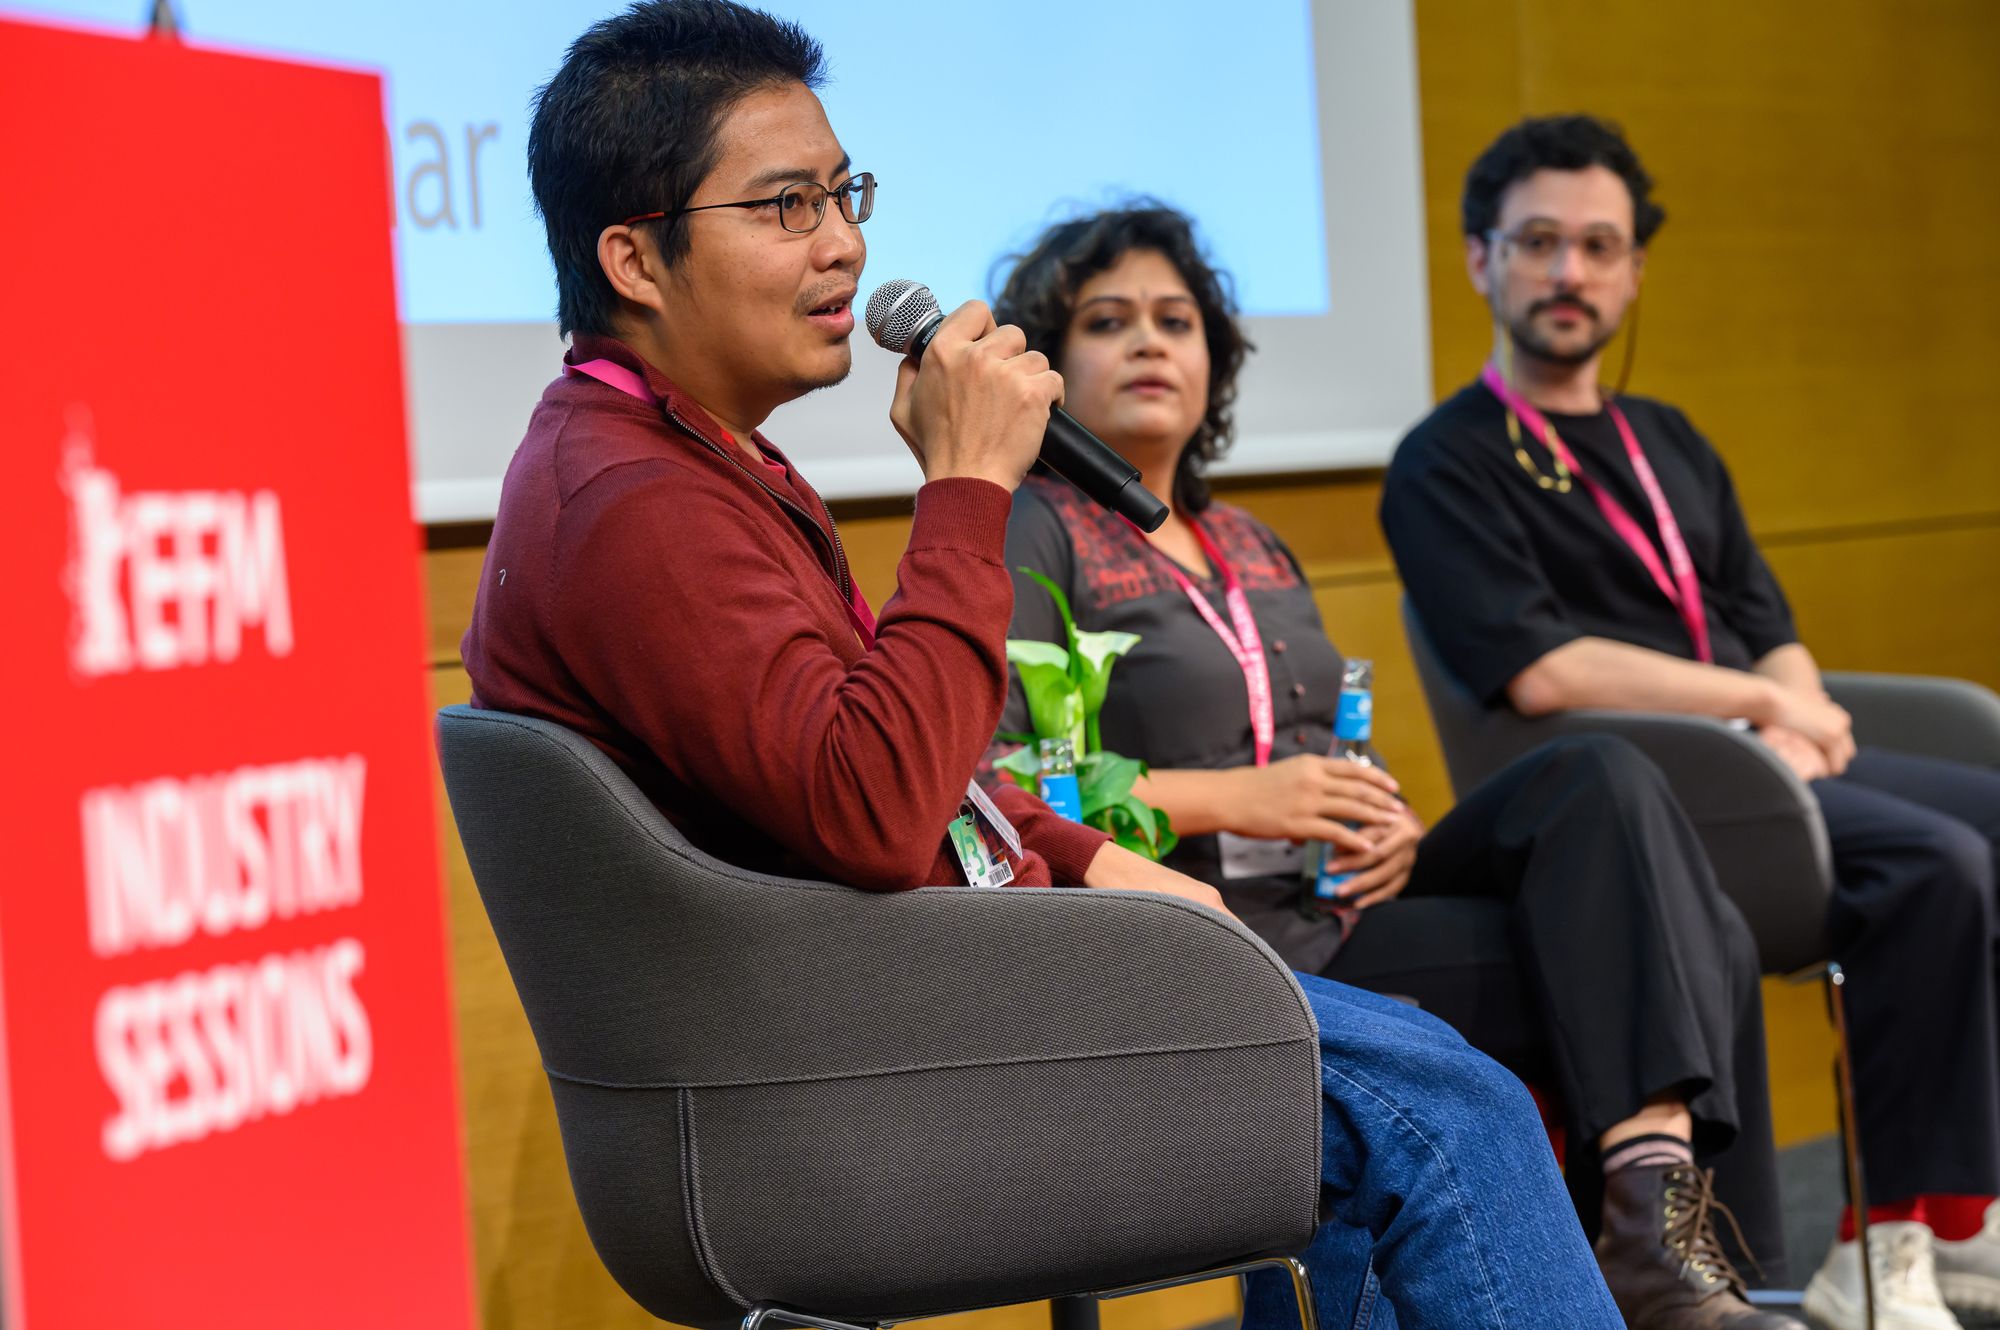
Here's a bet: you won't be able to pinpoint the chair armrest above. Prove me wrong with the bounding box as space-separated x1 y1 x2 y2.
1824 671 2000 768
1466 709 1832 973
1537 711 1814 829
666 884 1327 1320
558 875 1323 1322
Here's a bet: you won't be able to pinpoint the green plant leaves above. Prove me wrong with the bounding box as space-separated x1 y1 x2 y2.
992 744 1043 793
1073 753 1179 859
1005 566 1176 862
1019 569 1080 674
1095 796 1180 860
1005 638 1084 752
1072 629 1139 752
1075 751 1141 815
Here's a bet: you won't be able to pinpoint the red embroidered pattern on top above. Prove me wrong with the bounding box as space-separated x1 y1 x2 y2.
1030 478 1299 610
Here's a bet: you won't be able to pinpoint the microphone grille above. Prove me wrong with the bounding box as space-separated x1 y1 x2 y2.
864 279 941 354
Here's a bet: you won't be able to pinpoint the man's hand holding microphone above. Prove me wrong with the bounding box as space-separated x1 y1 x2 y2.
888 299 1059 491
873 279 1170 530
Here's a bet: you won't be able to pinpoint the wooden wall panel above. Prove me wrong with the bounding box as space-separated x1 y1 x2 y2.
1762 977 1840 1148
1764 521 2000 694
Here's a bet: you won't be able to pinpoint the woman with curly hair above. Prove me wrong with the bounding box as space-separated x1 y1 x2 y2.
991 203 1792 1330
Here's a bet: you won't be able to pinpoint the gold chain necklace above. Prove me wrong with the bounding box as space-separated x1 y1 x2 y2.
1496 334 1573 493
1503 405 1574 493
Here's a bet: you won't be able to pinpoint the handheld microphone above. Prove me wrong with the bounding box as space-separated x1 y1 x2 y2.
865 279 1170 533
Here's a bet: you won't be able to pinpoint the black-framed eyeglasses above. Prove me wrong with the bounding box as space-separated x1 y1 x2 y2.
1488 224 1634 274
621 172 875 235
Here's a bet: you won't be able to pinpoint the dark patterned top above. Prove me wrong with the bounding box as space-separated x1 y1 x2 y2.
999 473 1354 973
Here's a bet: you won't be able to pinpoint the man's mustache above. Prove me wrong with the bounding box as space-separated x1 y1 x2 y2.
1529 296 1600 322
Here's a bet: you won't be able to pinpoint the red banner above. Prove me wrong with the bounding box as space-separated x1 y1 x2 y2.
0 18 473 1328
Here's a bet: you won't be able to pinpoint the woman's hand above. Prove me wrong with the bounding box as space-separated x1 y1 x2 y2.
1319 804 1424 909
1082 842 1235 919
1220 754 1403 852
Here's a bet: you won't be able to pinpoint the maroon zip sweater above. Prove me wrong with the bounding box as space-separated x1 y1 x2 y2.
462 334 1107 890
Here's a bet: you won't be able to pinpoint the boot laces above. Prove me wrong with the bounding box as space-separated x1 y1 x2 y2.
1662 1165 1763 1295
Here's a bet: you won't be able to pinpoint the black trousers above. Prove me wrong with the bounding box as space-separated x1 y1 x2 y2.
1257 735 1788 1280
1815 746 2000 1205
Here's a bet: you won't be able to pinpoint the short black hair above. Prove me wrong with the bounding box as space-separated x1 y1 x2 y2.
528 0 825 337
1462 114 1666 247
991 203 1251 516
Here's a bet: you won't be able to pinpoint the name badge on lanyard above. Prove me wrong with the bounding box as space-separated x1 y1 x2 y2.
1126 517 1298 880
948 779 1021 888
1481 364 1713 664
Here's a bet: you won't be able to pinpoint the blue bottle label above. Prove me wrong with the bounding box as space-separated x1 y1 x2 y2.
1038 773 1083 822
1312 829 1358 900
1313 871 1352 900
1335 688 1373 743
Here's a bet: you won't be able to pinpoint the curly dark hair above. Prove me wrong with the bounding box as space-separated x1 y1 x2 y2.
1462 114 1667 247
991 203 1251 515
529 0 825 337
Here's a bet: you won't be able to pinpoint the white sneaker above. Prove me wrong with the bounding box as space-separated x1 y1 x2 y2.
1802 1222 1961 1330
1934 1200 2000 1320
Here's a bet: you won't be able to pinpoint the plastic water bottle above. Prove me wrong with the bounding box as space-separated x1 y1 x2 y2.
1037 737 1083 822
1301 659 1375 915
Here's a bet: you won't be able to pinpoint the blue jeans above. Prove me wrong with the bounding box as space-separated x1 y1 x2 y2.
1243 973 1621 1330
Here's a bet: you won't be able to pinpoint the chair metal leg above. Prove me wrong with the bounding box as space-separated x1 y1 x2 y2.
1277 1256 1319 1330
1049 1295 1099 1330
743 1305 877 1330
1093 1255 1317 1330
1788 960 1875 1330
748 1254 1316 1330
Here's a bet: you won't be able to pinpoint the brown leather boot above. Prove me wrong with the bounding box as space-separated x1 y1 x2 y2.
1595 1162 1800 1327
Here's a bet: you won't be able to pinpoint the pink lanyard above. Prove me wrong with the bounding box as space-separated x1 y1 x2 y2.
1480 364 1713 664
566 357 878 649
1126 516 1275 767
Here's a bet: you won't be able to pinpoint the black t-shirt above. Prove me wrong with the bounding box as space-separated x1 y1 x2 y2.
1381 381 1797 705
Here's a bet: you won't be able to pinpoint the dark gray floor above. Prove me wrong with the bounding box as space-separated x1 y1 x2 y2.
1778 1133 1845 1287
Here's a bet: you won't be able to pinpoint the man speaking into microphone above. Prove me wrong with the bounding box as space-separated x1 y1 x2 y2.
463 3 1623 1324
464 0 1136 895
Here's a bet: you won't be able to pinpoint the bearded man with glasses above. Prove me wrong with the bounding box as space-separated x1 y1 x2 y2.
1383 113 2000 1330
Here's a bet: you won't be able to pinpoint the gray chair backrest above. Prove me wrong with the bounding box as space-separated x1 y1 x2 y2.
1399 599 1833 973
1399 594 1556 801
1825 671 2000 770
436 705 1324 1327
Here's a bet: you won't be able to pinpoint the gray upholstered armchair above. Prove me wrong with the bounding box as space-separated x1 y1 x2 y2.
435 705 1326 1330
1400 598 2000 975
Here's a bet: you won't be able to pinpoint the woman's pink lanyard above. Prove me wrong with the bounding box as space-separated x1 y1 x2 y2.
1125 516 1275 767
567 357 878 649
1480 363 1713 664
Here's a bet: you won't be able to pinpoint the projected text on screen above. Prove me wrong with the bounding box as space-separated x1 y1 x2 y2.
10 0 1328 322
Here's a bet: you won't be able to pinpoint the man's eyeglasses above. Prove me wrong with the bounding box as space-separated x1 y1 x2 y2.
622 173 875 235
1489 224 1634 274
